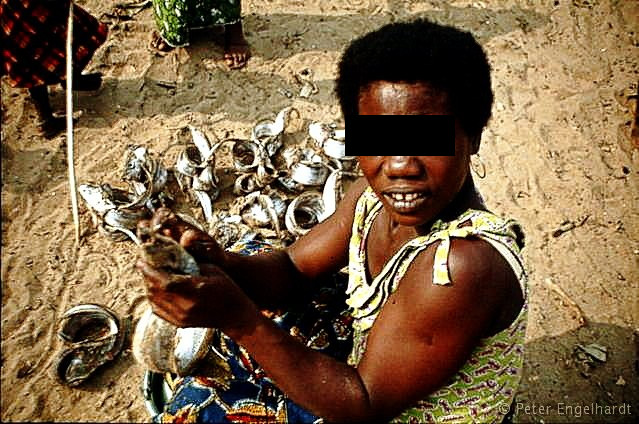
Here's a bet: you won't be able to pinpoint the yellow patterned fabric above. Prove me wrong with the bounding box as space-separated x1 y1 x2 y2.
345 187 528 423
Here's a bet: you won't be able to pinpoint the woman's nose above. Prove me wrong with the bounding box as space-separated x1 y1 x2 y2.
383 156 424 178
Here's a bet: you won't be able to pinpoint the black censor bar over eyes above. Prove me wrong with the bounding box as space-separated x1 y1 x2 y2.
345 115 455 156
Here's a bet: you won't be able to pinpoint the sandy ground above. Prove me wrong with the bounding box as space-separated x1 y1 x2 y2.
2 0 638 422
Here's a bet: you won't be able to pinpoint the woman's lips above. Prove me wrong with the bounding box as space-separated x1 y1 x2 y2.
383 191 428 213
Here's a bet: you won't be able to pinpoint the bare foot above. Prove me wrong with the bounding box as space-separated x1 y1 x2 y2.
224 22 250 70
149 30 174 53
40 116 66 139
29 86 68 139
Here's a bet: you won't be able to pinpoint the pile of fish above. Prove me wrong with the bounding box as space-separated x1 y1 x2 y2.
78 106 360 249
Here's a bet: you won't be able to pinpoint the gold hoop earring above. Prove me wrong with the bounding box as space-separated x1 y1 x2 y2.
470 153 486 179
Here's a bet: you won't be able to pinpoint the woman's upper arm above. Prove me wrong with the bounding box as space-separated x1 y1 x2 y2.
286 177 368 279
355 238 518 420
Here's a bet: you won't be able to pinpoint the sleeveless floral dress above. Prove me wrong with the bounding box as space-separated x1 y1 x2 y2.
346 187 528 423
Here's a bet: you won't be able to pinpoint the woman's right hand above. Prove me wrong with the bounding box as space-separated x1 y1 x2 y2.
136 259 260 333
138 207 228 267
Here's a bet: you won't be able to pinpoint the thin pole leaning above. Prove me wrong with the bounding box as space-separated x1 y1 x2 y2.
66 1 80 247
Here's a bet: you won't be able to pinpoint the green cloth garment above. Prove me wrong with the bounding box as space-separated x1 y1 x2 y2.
152 0 241 47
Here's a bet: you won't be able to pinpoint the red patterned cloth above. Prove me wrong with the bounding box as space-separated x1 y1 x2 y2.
0 0 108 88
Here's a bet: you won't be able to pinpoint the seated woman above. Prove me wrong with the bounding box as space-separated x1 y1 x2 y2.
137 18 527 423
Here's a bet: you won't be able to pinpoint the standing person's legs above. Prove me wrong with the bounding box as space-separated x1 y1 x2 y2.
29 72 102 139
28 86 65 139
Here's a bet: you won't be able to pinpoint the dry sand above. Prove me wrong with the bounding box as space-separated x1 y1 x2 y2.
1 0 638 422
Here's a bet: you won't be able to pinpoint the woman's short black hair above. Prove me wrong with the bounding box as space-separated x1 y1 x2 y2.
336 18 493 139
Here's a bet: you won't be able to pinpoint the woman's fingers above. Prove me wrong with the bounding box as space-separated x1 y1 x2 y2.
137 260 198 324
136 219 152 243
139 208 224 265
137 258 257 330
179 228 207 246
147 208 216 247
180 237 226 264
179 228 216 250
136 259 171 289
149 207 177 229
148 208 184 239
138 259 204 296
149 299 183 326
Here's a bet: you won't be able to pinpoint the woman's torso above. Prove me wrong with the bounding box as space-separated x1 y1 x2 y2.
346 186 528 422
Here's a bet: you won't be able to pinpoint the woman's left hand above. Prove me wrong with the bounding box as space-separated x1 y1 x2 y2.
136 260 260 333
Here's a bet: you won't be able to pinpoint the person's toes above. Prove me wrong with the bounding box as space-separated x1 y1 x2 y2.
224 48 249 70
149 30 173 53
224 53 237 69
225 53 241 69
223 53 234 68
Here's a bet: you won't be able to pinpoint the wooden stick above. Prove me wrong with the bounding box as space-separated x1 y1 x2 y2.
544 277 586 327
66 1 80 247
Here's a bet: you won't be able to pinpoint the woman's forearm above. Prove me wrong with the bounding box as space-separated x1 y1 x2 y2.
219 249 315 310
227 313 375 423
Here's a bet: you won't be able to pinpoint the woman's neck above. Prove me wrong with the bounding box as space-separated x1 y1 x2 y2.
442 175 485 218
414 175 485 234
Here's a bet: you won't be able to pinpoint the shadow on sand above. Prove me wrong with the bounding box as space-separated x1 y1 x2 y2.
49 5 548 128
515 322 638 423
